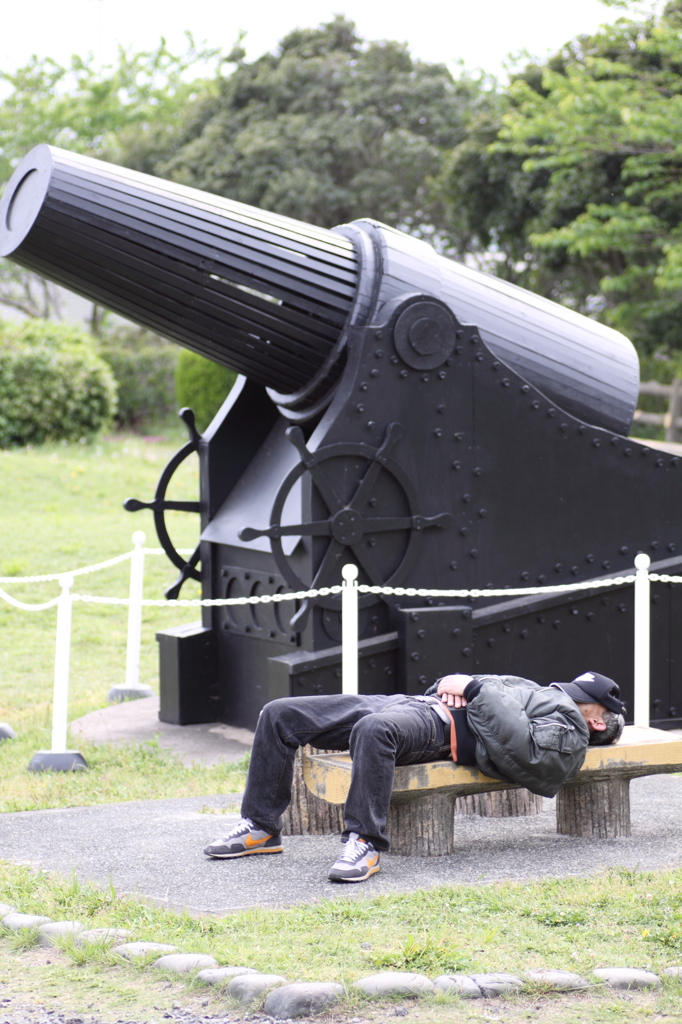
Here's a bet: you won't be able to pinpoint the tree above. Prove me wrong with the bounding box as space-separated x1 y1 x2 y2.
436 0 682 354
157 17 491 236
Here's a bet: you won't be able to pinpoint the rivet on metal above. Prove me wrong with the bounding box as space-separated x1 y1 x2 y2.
520 571 529 580
369 497 378 507
462 494 471 503
410 652 420 661
469 549 479 558
452 627 461 636
390 355 399 364
446 356 455 365
554 563 563 573
478 508 487 518
492 362 500 371
449 561 458 571
672 457 680 466
668 542 677 552
655 457 664 467
438 370 447 379
452 460 461 470
531 401 540 410
374 348 384 358
473 467 482 476
421 374 430 382
437 404 446 414
578 425 587 434
359 382 368 391
611 437 619 446
521 385 530 393
586 554 595 563
368 538 376 547
460 527 469 537
570 607 579 615
410 612 419 621
570 566 579 575
462 647 472 657
503 625 512 633
537 616 546 624
553 620 561 629
488 638 495 647
454 432 464 440
547 409 556 418
400 369 408 378
651 541 660 549
244 572 251 580
520 630 529 639
471 335 480 344
602 560 611 570
375 332 383 340
356 403 365 413
592 439 601 448
560 423 568 432
618 604 627 613
456 330 463 339
586 612 595 621
501 378 510 387
367 421 376 431
220 567 228 577
371 368 379 378
433 428 443 437
641 448 650 456
624 448 632 457
454 347 463 355
538 574 546 583
417 629 426 639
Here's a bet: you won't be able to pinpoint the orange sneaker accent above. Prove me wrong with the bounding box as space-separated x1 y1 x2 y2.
244 832 272 848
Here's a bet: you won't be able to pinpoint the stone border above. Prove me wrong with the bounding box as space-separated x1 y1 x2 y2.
0 905 679 1020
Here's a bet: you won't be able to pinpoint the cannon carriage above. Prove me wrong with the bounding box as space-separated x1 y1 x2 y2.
1 144 680 731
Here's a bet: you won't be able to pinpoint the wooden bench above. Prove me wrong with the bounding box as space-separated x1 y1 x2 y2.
302 726 682 856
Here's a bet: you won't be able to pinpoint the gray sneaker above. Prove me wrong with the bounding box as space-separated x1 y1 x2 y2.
203 818 283 859
328 833 381 882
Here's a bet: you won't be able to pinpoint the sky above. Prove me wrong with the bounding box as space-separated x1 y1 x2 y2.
0 0 653 82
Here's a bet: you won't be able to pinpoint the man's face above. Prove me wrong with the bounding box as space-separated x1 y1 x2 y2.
577 701 607 733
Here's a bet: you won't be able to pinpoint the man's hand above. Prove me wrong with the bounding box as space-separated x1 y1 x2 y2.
437 674 473 709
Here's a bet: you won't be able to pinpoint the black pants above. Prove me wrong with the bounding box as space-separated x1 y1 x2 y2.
241 694 450 851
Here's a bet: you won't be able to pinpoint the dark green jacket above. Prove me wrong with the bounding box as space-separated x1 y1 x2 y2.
426 674 589 797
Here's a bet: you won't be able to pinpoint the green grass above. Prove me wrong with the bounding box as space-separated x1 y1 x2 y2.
0 423 248 809
1 861 682 1022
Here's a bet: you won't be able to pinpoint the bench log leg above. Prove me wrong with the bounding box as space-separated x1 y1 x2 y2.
387 792 457 856
556 778 631 838
455 789 543 817
282 746 345 836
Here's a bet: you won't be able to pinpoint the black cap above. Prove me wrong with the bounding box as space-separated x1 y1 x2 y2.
550 672 626 715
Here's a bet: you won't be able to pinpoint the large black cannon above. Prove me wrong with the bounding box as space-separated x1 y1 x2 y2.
2 144 680 731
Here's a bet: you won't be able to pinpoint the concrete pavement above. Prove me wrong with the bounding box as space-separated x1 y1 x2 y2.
1 775 682 913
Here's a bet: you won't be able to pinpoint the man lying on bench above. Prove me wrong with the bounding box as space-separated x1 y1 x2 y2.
203 672 625 882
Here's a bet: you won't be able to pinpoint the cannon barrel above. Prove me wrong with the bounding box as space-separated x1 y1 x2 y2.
0 145 639 432
0 145 364 406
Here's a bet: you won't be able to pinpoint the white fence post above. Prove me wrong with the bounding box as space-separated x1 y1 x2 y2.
341 563 359 696
633 553 651 729
28 573 87 771
108 531 153 702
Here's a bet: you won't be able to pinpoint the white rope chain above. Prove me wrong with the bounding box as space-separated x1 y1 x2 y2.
0 561 680 611
0 548 193 585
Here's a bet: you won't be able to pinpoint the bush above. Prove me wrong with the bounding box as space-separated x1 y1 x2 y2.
175 349 237 431
0 319 117 447
97 326 179 428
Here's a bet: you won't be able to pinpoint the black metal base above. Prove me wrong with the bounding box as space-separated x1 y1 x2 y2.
28 751 88 772
107 684 154 702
